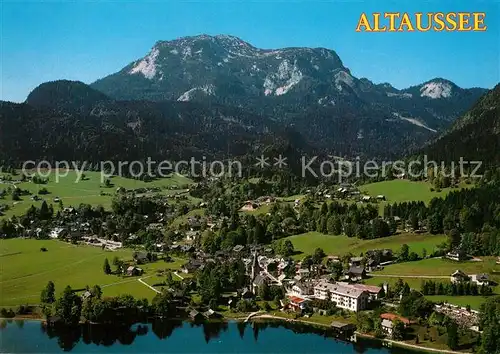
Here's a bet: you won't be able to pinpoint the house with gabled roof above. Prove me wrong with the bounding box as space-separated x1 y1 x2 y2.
450 270 470 283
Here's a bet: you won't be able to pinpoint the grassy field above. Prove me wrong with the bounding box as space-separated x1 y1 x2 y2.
170 208 206 228
0 238 188 307
242 180 465 216
359 179 466 205
375 257 500 277
0 171 194 219
287 232 447 259
365 257 500 309
424 295 489 310
365 275 496 310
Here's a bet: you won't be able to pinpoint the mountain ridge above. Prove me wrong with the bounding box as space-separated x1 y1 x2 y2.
90 34 486 138
423 84 500 166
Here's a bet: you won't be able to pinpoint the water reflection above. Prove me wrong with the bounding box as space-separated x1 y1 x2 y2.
0 319 418 353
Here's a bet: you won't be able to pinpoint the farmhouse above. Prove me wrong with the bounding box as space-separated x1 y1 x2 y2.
186 231 199 241
450 270 470 283
134 252 149 264
446 250 468 261
346 265 366 281
203 309 221 319
240 201 258 212
181 259 204 274
314 281 369 312
471 273 490 286
126 266 143 276
187 217 202 230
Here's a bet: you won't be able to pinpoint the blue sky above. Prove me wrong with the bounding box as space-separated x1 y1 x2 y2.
1 0 499 102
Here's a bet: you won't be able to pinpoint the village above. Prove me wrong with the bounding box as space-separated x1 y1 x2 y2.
1 170 498 354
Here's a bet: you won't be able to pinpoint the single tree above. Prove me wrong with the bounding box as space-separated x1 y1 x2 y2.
40 281 56 304
103 258 111 275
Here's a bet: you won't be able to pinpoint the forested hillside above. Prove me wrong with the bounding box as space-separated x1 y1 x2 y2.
423 84 500 165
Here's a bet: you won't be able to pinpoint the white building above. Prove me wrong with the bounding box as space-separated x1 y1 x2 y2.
381 319 393 336
49 227 64 239
471 274 490 286
314 281 369 312
290 281 315 297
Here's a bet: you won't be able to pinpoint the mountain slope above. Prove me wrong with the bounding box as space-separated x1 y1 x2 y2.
423 84 500 165
26 80 110 112
1 81 311 164
91 34 486 141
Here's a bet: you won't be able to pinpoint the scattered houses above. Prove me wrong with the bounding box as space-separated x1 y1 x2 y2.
181 259 204 274
82 236 123 250
126 266 143 276
451 270 492 286
446 249 469 262
346 265 366 282
202 309 221 319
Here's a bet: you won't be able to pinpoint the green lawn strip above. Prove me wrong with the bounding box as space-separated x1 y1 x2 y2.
365 258 500 310
358 180 468 205
170 209 206 228
288 232 447 259
0 238 187 306
0 171 194 219
424 295 489 311
375 257 500 277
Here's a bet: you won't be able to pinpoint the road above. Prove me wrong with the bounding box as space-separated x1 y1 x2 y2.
137 277 161 294
173 271 184 280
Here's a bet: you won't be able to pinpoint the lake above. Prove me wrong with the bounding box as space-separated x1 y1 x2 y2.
0 319 420 353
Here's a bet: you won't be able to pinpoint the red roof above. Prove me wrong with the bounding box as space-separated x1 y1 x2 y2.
380 313 411 325
288 296 307 304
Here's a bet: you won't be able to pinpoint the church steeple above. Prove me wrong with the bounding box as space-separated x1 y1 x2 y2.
251 251 258 281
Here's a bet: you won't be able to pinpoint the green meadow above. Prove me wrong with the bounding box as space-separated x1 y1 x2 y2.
375 257 500 276
0 238 188 307
0 170 195 219
359 179 467 204
364 257 500 310
288 231 447 259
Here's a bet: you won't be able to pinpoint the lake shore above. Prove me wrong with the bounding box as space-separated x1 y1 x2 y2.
1 312 466 354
